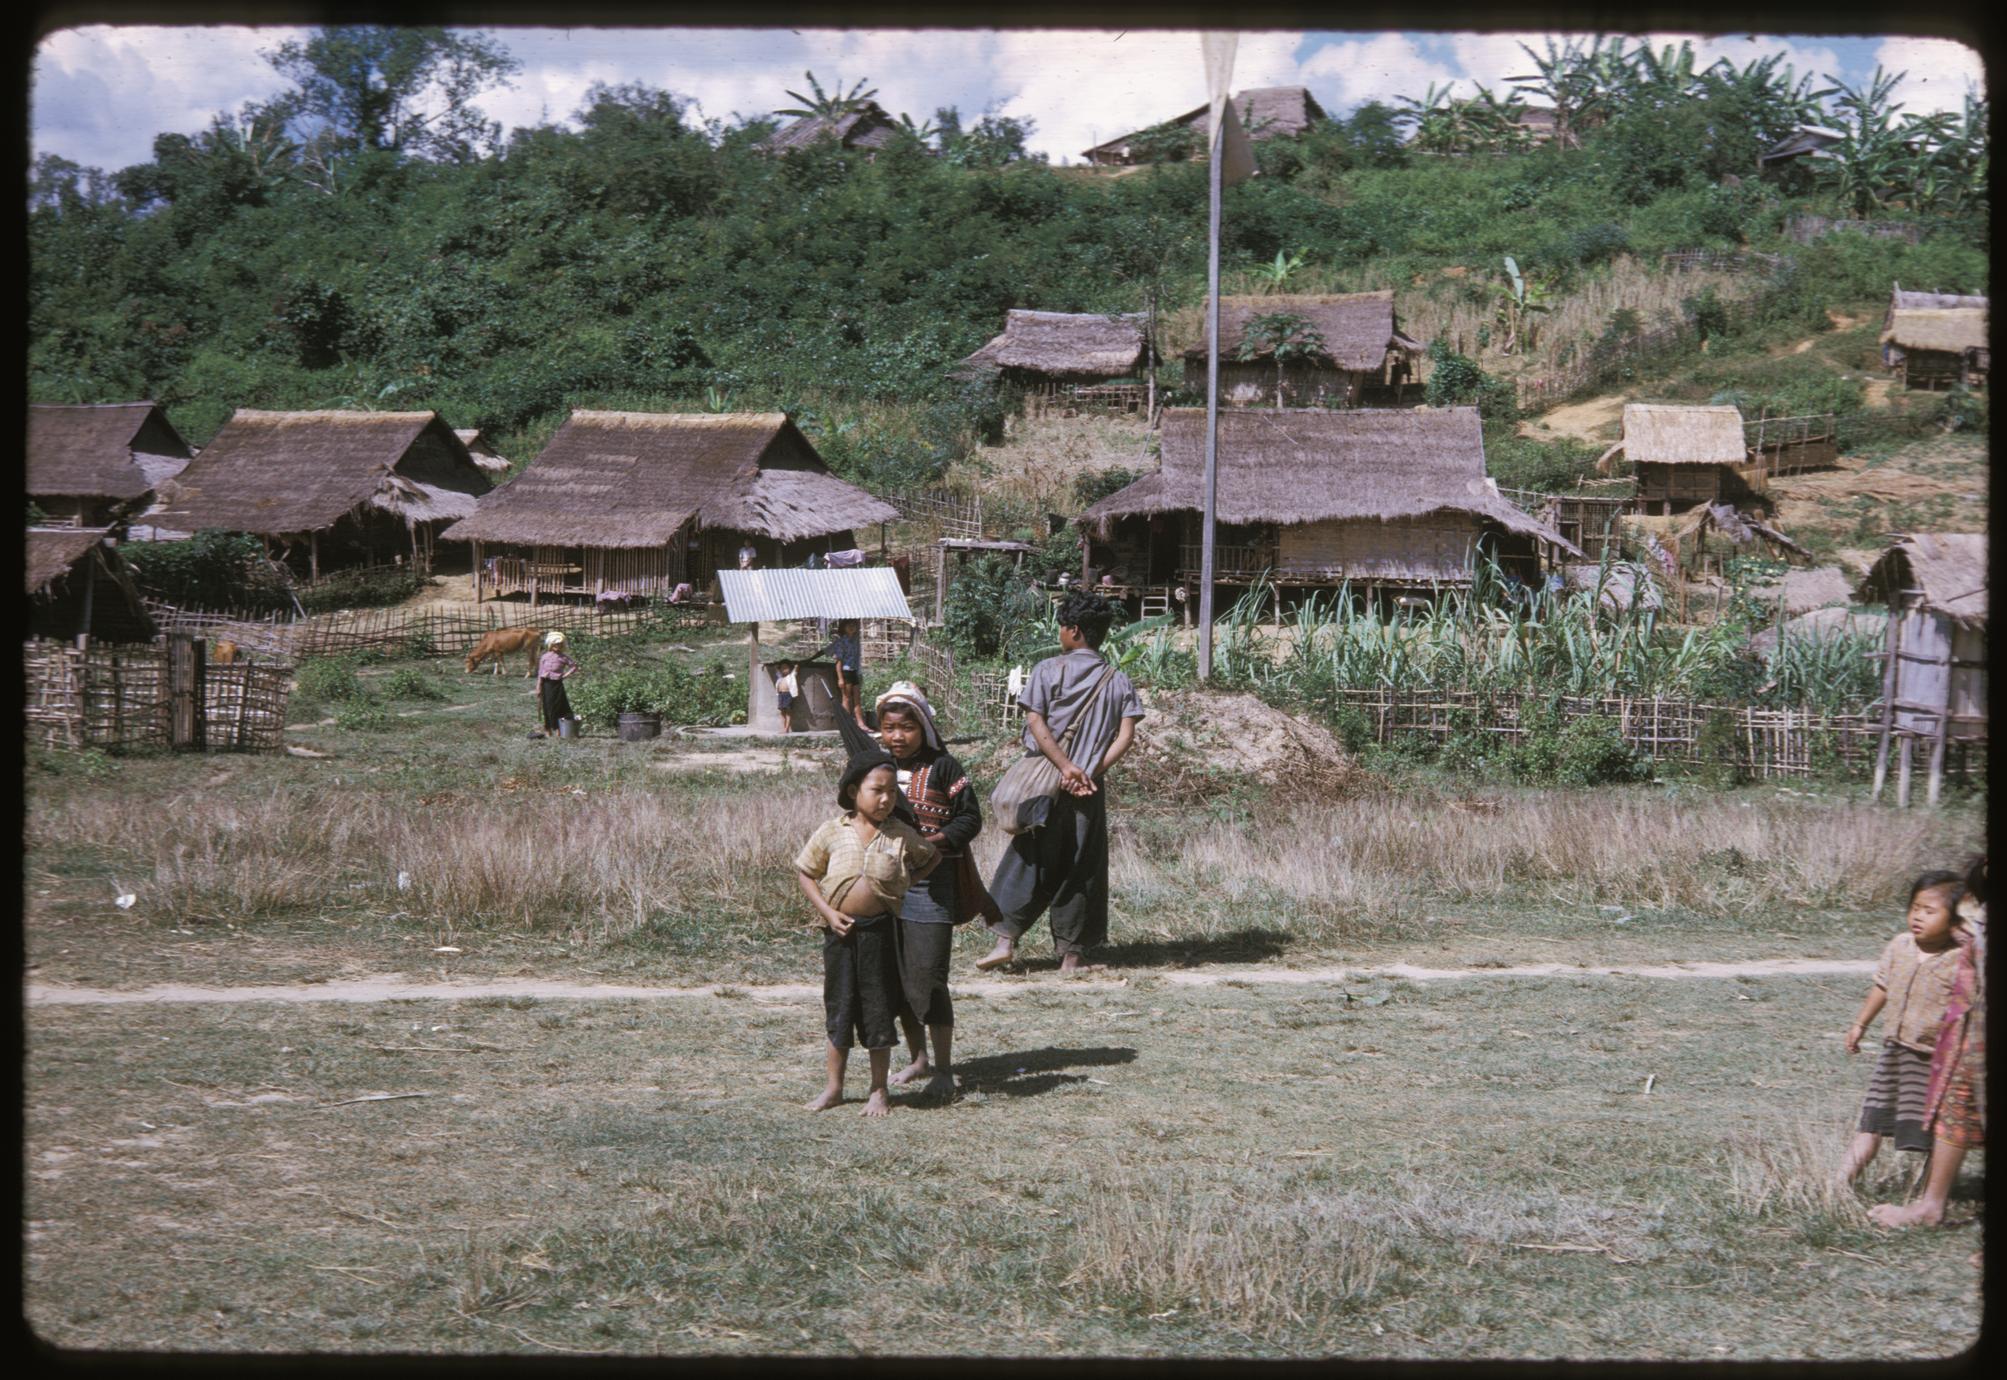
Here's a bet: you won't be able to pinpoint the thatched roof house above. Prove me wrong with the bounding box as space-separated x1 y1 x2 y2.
1083 86 1326 165
26 527 157 643
28 402 193 526
957 310 1149 385
456 428 513 477
755 101 902 156
1079 407 1577 604
1606 403 1763 514
1181 291 1422 407
1760 124 1846 165
441 411 899 603
1858 535 1987 788
141 410 491 578
1881 285 1988 389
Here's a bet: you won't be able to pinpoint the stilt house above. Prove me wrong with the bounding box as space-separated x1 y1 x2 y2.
440 411 900 604
956 310 1150 409
1859 533 1987 806
1083 87 1326 165
26 527 157 643
1078 407 1579 614
139 410 491 580
1185 292 1422 408
755 101 902 156
28 402 193 528
1607 404 1764 514
1881 287 1988 390
455 428 514 478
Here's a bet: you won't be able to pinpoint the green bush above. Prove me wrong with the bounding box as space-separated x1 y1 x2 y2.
566 662 745 728
1324 703 1374 755
333 697 392 731
295 656 363 704
941 553 1050 663
1553 715 1646 786
121 533 295 613
297 567 423 613
382 666 442 701
1694 708 1749 789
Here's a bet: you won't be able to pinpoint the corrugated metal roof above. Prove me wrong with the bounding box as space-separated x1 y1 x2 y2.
718 568 913 623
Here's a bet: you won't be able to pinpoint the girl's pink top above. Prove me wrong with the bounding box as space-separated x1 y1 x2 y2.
537 651 576 680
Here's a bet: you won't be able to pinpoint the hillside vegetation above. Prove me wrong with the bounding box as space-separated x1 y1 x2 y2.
29 30 1988 499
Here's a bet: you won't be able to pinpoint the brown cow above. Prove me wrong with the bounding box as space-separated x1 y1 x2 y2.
465 626 543 677
212 640 239 665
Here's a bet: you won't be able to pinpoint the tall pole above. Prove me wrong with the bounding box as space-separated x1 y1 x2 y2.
1197 114 1223 681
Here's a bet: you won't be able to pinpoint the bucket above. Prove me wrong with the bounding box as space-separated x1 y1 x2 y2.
557 717 579 739
616 711 662 742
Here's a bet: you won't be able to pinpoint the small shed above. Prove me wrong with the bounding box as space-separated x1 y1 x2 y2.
1083 86 1326 165
956 310 1150 411
455 428 513 478
442 412 899 604
1182 292 1421 408
1080 406 1579 616
755 101 903 156
28 402 194 528
717 568 914 733
1858 533 1986 806
26 527 158 644
140 410 491 580
1880 288 1988 391
929 537 1035 625
1607 404 1764 514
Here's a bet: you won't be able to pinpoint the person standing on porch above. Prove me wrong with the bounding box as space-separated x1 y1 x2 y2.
976 589 1144 976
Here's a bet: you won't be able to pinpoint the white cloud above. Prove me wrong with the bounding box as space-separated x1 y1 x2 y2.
1298 33 1461 113
33 25 304 170
1874 37 1985 114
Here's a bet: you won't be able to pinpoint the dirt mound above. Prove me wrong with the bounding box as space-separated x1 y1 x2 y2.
1517 393 1626 444
1127 690 1360 799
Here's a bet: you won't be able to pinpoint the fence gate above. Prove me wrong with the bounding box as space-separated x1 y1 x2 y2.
167 632 205 751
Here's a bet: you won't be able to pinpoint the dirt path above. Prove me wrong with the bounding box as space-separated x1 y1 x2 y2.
1517 393 1626 444
25 958 1871 1007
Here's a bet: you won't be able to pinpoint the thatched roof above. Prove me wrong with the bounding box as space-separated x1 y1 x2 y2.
441 411 894 550
1081 407 1580 554
1684 503 1811 561
1760 124 1845 162
1891 287 1987 312
1084 86 1326 159
1181 292 1420 371
144 410 490 537
755 101 901 155
1764 564 1858 614
25 527 113 594
1882 307 1987 354
958 310 1148 379
1857 533 1987 626
28 402 191 502
456 428 513 476
1619 404 1747 466
1748 605 1886 657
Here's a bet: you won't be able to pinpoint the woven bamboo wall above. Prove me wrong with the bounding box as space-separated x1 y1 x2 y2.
22 639 291 753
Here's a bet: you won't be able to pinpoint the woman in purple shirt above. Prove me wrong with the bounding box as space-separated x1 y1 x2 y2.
534 631 578 738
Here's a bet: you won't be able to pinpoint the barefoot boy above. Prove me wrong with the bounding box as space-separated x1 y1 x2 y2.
795 746 940 1116
976 589 1144 976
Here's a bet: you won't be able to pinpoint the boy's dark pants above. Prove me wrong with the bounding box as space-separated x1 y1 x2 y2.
823 915 901 1050
986 790 1108 959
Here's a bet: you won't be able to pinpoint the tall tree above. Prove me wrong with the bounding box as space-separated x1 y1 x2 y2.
265 27 520 162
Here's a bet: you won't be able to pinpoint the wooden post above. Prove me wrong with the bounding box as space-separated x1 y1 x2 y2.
1926 636 1954 806
1896 734 1914 808
1870 606 1902 799
472 539 482 601
167 632 204 751
76 547 97 649
308 531 320 583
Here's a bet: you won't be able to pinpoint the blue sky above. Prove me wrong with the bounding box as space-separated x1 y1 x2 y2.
31 26 1984 173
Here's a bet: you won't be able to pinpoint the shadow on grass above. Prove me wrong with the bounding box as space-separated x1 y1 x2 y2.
1083 925 1292 972
943 1045 1138 1101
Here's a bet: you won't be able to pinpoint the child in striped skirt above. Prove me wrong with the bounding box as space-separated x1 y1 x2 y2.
1840 870 1968 1183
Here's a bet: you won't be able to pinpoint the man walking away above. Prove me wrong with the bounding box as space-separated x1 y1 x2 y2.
977 590 1144 975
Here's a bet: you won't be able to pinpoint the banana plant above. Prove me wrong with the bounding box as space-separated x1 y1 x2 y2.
776 72 879 120
1489 256 1552 355
1247 247 1309 294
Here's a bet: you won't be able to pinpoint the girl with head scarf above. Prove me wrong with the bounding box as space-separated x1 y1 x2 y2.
533 631 578 738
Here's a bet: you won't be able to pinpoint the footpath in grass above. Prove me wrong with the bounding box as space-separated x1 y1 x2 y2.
24 971 1981 1358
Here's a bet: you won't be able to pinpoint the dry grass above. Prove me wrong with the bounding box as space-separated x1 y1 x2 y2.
1724 1113 1920 1224
947 410 1154 514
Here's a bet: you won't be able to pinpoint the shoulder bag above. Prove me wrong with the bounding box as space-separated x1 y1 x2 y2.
987 663 1117 836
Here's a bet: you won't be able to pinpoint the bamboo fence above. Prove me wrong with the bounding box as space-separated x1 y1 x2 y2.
1782 213 1923 246
23 639 292 753
144 598 712 661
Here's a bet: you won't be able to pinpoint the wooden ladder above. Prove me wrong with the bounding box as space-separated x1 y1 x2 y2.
1139 586 1172 619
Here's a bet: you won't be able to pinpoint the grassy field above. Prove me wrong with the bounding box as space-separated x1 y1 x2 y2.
23 625 1986 1358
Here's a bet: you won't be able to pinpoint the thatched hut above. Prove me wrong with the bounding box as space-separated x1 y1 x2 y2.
1083 87 1326 165
1606 404 1763 514
1857 533 1987 805
140 410 491 580
1079 406 1578 614
755 101 902 156
956 310 1150 409
1880 287 1988 390
26 527 157 644
440 411 900 604
1759 123 1845 167
455 428 513 478
1182 292 1422 408
28 402 193 528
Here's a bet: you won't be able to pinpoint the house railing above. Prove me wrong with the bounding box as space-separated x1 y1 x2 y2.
1180 543 1274 577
